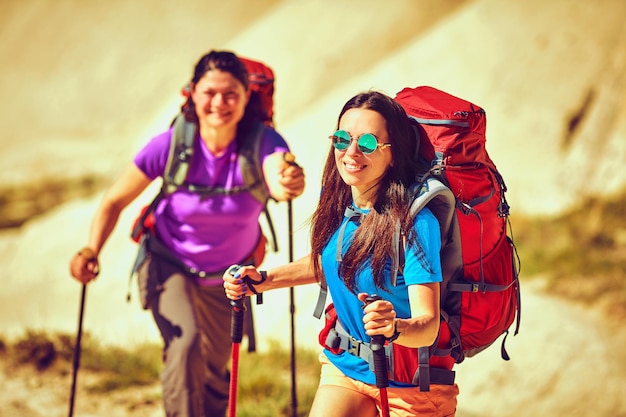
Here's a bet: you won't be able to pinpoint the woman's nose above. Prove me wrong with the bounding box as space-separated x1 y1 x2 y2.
211 93 225 107
345 138 361 156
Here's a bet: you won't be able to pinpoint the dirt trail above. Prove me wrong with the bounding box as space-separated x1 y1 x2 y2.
455 280 626 417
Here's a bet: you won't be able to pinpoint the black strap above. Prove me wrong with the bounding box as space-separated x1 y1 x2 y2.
448 278 518 293
246 270 267 305
331 321 455 387
416 347 431 391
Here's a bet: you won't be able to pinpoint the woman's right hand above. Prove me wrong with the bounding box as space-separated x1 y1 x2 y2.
69 247 100 285
223 264 261 300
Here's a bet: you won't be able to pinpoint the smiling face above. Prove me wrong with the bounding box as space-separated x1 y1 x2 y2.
191 69 249 131
334 107 393 207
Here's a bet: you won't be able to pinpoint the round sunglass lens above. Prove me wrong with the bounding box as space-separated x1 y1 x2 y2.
333 130 351 150
358 133 378 154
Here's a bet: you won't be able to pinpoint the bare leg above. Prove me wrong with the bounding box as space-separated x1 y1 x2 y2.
309 385 379 417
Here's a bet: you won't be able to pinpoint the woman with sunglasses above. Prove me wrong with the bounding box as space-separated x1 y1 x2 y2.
224 90 459 416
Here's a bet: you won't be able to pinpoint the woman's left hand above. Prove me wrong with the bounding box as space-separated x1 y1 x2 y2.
279 162 305 199
223 265 260 300
358 293 397 340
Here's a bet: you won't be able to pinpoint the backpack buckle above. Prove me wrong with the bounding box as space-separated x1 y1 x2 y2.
430 165 443 176
348 337 362 356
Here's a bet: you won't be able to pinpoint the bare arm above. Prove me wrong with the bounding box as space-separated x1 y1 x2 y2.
69 163 152 284
223 254 319 299
360 282 441 348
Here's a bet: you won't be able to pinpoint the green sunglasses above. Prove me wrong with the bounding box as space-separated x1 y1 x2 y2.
329 130 392 155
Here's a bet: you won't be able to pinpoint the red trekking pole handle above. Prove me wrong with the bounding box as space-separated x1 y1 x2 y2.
365 294 391 417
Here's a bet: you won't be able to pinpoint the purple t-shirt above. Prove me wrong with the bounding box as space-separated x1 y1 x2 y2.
134 125 289 283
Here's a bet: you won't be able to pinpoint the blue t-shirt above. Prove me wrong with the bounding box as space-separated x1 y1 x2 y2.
134 125 289 280
321 205 442 387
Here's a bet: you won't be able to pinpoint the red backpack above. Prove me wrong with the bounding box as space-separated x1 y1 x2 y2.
316 86 521 391
396 85 521 382
238 57 275 125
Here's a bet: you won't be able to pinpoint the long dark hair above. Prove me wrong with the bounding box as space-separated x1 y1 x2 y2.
310 91 428 293
182 50 265 138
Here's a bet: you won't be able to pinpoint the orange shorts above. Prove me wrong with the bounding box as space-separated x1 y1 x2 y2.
318 352 459 417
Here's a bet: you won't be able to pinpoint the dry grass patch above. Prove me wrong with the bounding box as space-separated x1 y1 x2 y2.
513 188 626 319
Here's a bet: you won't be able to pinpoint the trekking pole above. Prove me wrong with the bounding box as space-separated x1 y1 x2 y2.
228 266 246 417
283 152 298 417
365 295 391 417
68 284 87 417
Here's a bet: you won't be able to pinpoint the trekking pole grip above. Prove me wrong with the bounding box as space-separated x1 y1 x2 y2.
365 294 389 389
228 266 246 344
230 299 245 344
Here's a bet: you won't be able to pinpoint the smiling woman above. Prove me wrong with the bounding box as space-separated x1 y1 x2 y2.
187 57 251 155
67 50 305 417
305 92 458 416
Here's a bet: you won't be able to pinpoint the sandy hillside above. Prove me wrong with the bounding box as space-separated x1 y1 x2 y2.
1 0 626 416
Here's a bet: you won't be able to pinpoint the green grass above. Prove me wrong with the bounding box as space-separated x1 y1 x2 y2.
1 330 162 392
0 330 319 416
513 188 626 318
236 341 319 417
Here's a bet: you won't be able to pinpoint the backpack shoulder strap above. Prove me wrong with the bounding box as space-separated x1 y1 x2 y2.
130 115 193 241
391 176 456 285
163 113 197 194
238 121 279 252
410 177 456 245
314 178 457 320
238 121 270 205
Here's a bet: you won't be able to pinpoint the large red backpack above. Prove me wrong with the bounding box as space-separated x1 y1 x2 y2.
393 85 521 387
